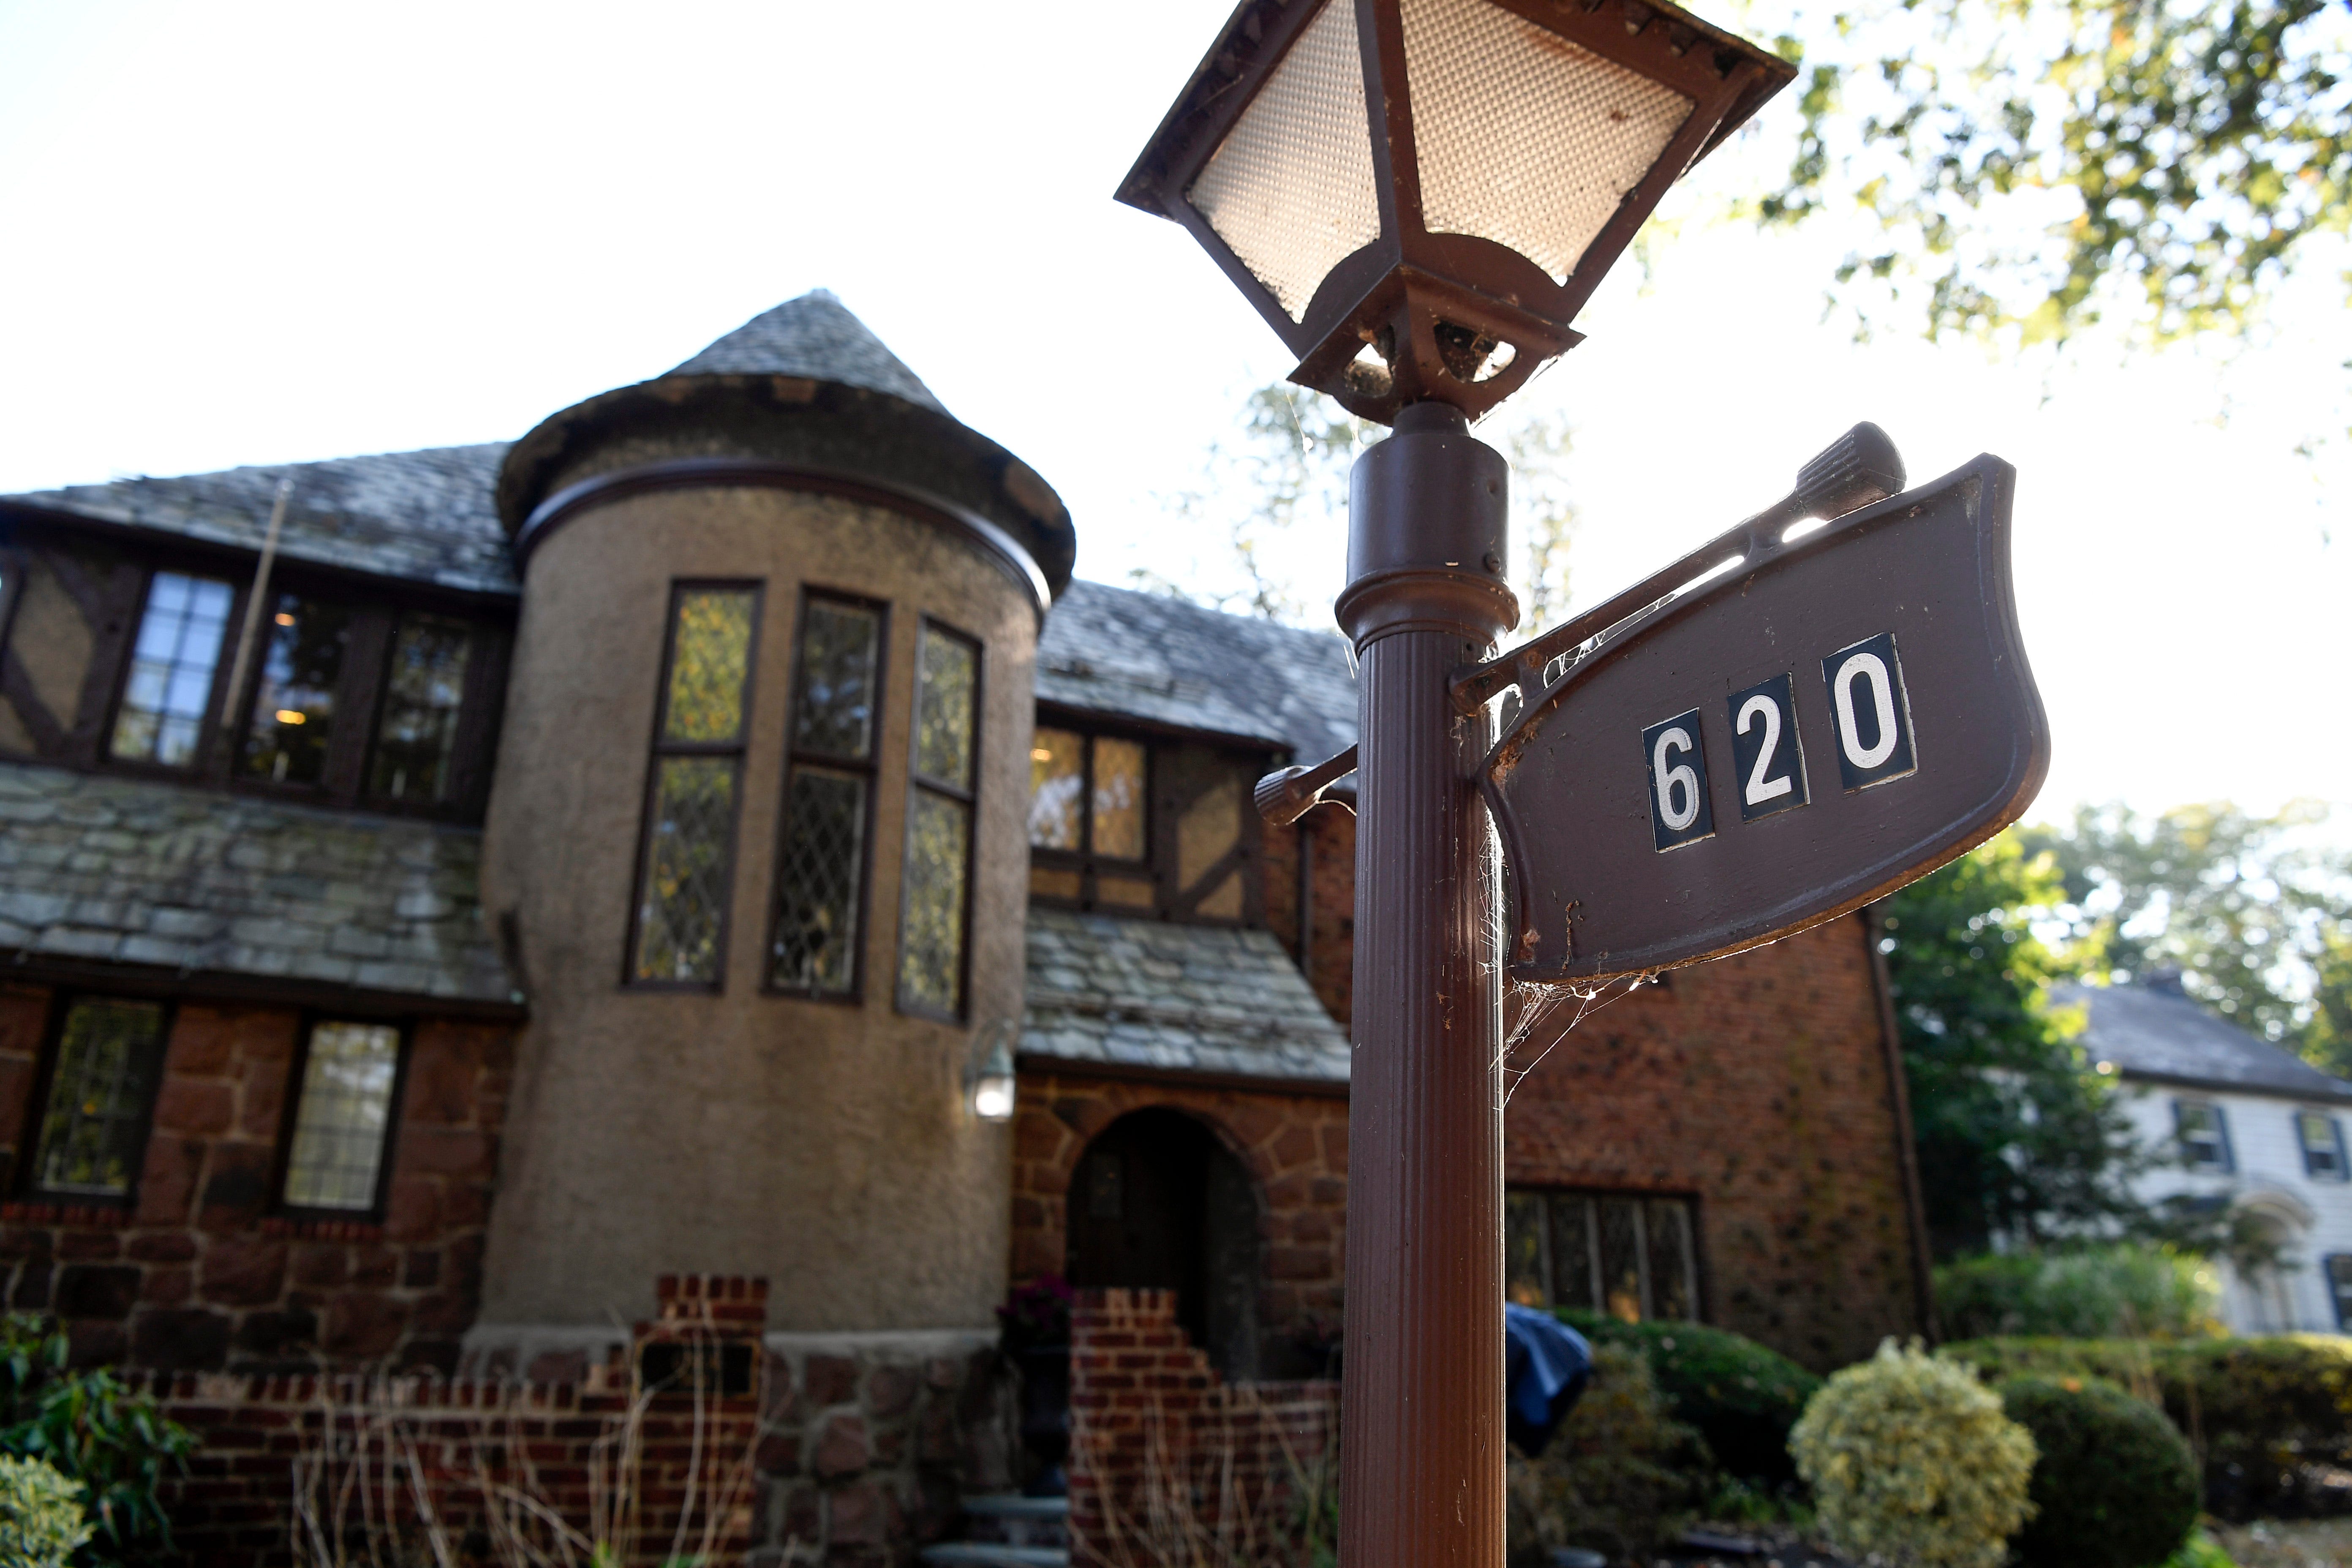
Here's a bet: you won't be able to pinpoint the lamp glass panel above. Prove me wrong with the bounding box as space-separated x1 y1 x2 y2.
1186 0 1381 321
1402 0 1693 283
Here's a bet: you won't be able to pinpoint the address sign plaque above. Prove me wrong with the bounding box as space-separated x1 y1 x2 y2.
1478 443 2049 984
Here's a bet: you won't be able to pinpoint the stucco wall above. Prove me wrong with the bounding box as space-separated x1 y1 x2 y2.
478 485 1034 1334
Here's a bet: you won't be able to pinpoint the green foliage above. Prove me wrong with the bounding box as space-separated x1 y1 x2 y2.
1935 1244 2224 1340
1505 1342 1708 1565
1880 832 2146 1254
0 1314 194 1564
0 1454 93 1568
2000 1376 2200 1568
2162 1530 2240 1568
1760 0 2352 345
1554 1311 1821 1484
1942 1334 2352 1518
2020 800 2352 1075
1789 1339 2037 1568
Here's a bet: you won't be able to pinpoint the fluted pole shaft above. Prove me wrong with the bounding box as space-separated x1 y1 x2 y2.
1334 401 1516 1568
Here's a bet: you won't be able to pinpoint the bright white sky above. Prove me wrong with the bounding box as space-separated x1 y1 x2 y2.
2 2 2347 831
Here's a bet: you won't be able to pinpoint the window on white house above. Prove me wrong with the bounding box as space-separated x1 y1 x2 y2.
1505 1187 1698 1323
2298 1111 2347 1181
281 1021 403 1211
2175 1101 2233 1172
2329 1255 2352 1330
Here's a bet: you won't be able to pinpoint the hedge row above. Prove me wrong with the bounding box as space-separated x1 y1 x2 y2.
1943 1334 2352 1518
1554 1311 1821 1484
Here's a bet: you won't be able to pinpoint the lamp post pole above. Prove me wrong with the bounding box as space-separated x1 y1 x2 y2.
1334 401 1517 1568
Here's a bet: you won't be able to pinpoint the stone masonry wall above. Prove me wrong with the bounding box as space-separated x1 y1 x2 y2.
0 983 512 1373
1503 913 1925 1371
1067 1287 1336 1568
139 1275 1012 1567
1011 1069 1348 1372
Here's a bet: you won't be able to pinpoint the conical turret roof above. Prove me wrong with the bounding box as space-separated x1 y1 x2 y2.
667 290 946 414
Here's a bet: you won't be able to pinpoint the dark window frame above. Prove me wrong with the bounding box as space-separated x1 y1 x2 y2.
101 563 246 781
17 992 175 1208
2328 1254 2352 1331
270 1013 414 1223
76 543 511 822
1026 720 1160 914
1503 1184 1706 1324
2298 1109 2348 1182
622 578 767 994
895 616 984 1025
765 586 891 1004
2175 1099 2235 1173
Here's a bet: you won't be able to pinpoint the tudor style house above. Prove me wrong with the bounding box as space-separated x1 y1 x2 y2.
2055 975 2352 1334
0 291 1928 1561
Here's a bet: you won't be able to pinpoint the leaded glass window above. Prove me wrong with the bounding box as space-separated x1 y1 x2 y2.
771 594 884 996
1027 726 1156 910
32 998 169 1198
629 584 760 987
242 593 354 787
282 1021 403 1211
898 623 978 1019
1504 1187 1699 1323
369 613 474 803
112 572 234 767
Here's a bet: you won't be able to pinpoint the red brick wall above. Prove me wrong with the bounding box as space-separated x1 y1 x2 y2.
1011 1070 1348 1364
1067 1287 1336 1568
0 984 513 1373
1501 915 1925 1370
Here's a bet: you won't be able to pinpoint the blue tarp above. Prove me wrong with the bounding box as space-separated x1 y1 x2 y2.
1503 1305 1592 1456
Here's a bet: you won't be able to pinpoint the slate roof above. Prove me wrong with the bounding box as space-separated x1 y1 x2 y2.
666 290 948 414
1039 580 1357 765
0 763 515 1006
2051 981 2352 1104
1 444 517 598
1021 907 1349 1084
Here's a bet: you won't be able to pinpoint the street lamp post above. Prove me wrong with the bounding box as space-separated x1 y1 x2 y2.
1119 5 1797 1566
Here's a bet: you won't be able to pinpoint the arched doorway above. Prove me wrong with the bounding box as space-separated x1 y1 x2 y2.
1067 1108 1261 1379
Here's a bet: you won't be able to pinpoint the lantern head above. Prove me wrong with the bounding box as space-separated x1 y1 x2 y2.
1117 0 1797 422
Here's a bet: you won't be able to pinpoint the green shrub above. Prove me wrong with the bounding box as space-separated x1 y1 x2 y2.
1790 1339 2036 1568
1554 1311 1820 1484
1936 1245 2222 1340
2000 1376 2199 1568
0 1314 195 1563
0 1454 92 1568
1506 1342 1709 1566
1942 1334 2352 1518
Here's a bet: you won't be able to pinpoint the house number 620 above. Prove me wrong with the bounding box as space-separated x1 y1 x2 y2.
1642 633 1918 853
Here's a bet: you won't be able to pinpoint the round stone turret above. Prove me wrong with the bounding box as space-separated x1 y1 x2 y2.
474 291 1069 1339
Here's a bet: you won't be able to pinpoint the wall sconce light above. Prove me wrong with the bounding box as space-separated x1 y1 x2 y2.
967 1021 1019 1122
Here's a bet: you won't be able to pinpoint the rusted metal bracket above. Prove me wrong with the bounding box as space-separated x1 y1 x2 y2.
1254 744 1360 826
1450 423 1906 716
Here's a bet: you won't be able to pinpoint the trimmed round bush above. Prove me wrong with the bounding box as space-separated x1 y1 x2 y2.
2001 1377 2199 1568
1790 1339 2036 1568
1556 1311 1820 1484
0 1454 91 1568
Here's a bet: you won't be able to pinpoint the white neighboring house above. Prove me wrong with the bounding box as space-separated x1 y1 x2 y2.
2053 977 2352 1334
